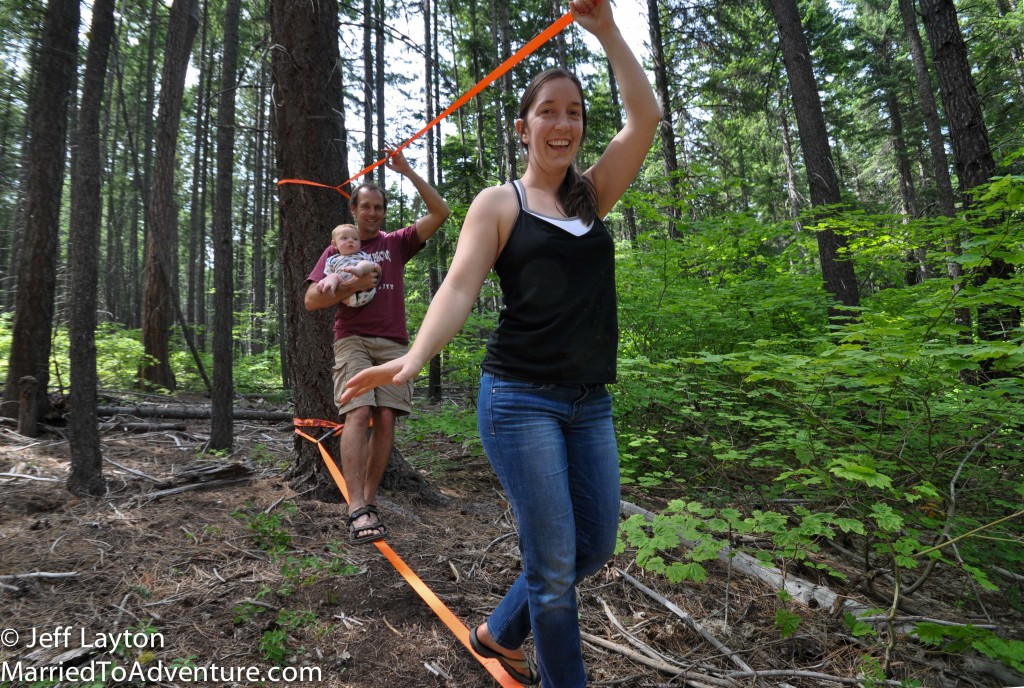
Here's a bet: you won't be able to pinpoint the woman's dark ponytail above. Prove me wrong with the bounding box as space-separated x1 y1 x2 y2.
559 165 597 225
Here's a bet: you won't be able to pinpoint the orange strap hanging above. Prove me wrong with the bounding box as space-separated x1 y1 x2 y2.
294 422 522 687
274 178 351 199
278 10 577 196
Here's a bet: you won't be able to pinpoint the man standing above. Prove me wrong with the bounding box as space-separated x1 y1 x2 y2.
305 149 449 544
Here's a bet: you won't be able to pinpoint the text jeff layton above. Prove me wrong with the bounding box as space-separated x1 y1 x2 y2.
25 627 164 650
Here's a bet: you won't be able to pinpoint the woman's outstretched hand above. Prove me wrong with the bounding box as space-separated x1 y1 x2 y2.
339 355 422 404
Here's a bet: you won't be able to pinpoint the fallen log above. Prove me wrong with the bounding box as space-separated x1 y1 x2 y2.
99 421 188 432
619 500 882 623
96 404 293 422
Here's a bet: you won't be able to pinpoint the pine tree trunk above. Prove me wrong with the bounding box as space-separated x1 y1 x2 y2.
606 59 638 242
139 0 200 391
209 0 241 451
498 1 515 182
362 0 374 174
919 0 1019 374
470 0 487 170
898 0 956 217
918 0 995 194
251 61 269 356
375 0 386 188
186 6 209 356
646 0 680 239
271 0 351 499
67 0 116 497
770 0 860 316
2 0 79 422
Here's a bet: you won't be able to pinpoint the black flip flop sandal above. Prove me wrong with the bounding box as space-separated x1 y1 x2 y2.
348 504 387 544
469 625 540 685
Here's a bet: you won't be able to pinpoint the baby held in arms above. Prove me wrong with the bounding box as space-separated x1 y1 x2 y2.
317 223 380 307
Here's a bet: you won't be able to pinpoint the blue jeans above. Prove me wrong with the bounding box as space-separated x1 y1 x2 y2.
478 371 620 688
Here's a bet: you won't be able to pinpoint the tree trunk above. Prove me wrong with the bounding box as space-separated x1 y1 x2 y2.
898 0 956 217
919 0 1019 373
132 0 162 330
4 30 40 315
497 1 515 182
918 0 995 195
271 0 352 500
186 4 209 355
996 0 1024 101
770 0 860 316
139 0 200 391
375 0 386 188
251 60 269 356
67 0 116 497
647 0 680 239
362 0 374 173
551 0 568 66
606 59 638 242
2 0 79 422
424 0 443 404
197 34 215 352
779 96 803 231
470 0 487 170
209 0 241 451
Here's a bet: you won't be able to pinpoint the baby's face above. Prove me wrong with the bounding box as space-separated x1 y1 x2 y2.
334 231 361 254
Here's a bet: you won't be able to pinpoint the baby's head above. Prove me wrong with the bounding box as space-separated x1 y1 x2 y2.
331 224 361 255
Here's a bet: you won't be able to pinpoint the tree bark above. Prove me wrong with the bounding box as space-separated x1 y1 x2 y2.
470 0 487 170
919 0 1018 371
271 0 352 500
67 0 116 497
375 0 386 188
897 0 956 218
362 0 374 174
139 0 200 391
2 0 79 423
424 0 443 404
186 4 210 356
918 0 995 195
497 0 515 182
251 60 269 356
209 0 241 451
770 0 860 316
647 0 680 239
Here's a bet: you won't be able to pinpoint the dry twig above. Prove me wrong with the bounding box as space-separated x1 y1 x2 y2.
579 631 736 687
616 568 753 673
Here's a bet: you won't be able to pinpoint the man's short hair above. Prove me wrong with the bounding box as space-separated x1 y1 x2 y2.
351 183 387 210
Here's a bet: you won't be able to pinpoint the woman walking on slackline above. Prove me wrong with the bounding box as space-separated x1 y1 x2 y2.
341 0 661 683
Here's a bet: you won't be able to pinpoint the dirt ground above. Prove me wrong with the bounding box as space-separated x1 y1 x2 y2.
1 406 1022 688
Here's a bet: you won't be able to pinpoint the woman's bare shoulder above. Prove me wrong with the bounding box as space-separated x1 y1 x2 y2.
467 183 519 238
472 183 518 213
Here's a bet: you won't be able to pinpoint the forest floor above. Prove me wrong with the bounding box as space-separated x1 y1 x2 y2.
1 396 1022 688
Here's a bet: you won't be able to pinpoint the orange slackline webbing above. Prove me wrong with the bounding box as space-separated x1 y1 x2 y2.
278 10 576 197
294 422 522 688
274 178 352 199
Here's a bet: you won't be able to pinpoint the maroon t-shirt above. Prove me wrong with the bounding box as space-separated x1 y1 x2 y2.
308 224 424 345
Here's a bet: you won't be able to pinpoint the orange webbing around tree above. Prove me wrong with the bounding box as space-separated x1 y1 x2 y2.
278 10 577 197
294 423 523 687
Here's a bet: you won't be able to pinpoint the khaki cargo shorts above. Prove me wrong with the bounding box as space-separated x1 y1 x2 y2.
332 335 413 417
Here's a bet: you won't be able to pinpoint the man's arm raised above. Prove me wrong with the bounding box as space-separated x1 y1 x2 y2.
385 148 450 243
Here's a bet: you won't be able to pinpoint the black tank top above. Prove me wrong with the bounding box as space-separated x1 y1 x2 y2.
481 181 618 384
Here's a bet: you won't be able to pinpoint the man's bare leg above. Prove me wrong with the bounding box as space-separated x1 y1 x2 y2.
339 406 381 537
363 407 397 507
